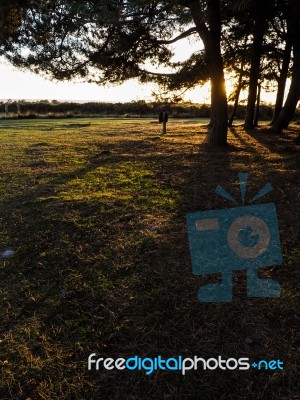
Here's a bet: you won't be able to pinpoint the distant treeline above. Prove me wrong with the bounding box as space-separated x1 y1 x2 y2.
1 100 299 120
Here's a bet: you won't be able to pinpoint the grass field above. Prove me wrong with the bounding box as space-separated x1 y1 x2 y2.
0 118 299 399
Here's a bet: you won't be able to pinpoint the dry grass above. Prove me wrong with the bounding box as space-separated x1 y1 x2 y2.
0 118 299 399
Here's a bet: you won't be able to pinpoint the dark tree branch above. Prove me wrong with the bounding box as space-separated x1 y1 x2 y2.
157 27 197 44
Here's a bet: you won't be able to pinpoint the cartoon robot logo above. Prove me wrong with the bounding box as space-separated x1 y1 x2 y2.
186 173 283 302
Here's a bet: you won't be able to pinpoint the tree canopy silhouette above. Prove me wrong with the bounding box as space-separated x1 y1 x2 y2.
5 0 230 145
2 0 300 143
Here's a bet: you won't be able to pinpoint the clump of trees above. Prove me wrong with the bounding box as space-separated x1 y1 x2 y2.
1 100 282 121
1 1 299 146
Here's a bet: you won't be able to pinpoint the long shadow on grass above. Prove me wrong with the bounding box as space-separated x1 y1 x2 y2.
244 125 300 157
103 138 298 400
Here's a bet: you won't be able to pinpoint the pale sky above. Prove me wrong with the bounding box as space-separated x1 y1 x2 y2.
0 37 278 104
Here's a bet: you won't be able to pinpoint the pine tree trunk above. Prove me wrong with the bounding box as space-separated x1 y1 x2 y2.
271 0 300 133
229 40 247 127
244 12 266 129
208 60 228 145
190 0 228 146
271 42 300 133
228 86 241 127
271 39 292 124
229 69 244 127
254 82 261 127
206 0 228 145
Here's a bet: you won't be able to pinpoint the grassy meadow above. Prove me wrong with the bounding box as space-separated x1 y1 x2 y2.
0 118 299 399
